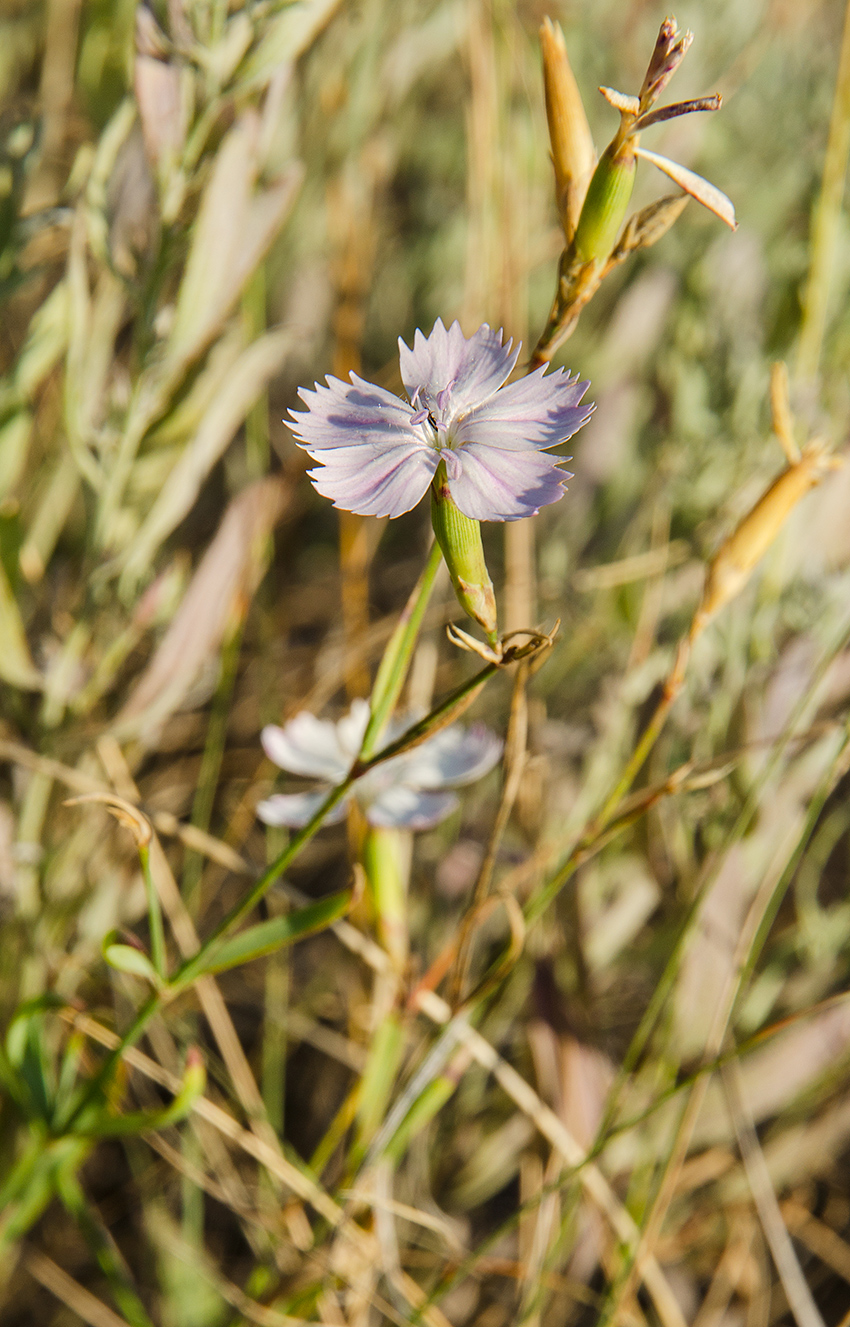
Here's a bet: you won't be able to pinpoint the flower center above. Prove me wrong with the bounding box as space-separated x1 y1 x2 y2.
409 381 459 453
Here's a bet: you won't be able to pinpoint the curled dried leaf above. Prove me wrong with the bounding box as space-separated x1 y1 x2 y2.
65 792 152 848
599 85 640 117
639 17 693 111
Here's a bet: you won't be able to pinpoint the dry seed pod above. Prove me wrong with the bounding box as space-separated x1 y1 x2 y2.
694 441 841 633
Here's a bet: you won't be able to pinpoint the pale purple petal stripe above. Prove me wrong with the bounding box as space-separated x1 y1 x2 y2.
447 444 571 521
308 444 437 517
403 723 503 788
398 319 519 417
262 717 350 781
453 368 594 451
367 785 459 829
289 374 420 452
256 790 349 828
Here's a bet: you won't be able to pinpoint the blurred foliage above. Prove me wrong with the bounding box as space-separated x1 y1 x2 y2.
1 0 850 1324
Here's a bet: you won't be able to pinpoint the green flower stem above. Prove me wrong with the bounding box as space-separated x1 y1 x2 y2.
353 659 499 776
172 775 356 990
430 466 498 645
350 1012 405 1168
360 538 443 761
138 842 166 981
362 825 410 971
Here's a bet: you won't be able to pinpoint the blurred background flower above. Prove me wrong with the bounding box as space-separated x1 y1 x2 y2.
257 697 502 829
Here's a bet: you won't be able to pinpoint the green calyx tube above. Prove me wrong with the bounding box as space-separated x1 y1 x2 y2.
430 462 498 646
572 138 637 264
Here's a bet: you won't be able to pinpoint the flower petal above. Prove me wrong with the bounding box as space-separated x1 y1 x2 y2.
399 319 519 419
289 373 421 452
307 441 438 517
256 790 348 828
402 722 503 788
447 444 571 521
366 785 459 829
261 715 351 781
454 366 594 451
336 698 372 758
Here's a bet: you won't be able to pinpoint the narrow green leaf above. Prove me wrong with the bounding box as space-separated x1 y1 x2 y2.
184 888 352 979
103 942 159 985
78 1049 206 1139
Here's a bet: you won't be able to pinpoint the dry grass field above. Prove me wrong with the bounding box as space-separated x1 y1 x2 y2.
1 2 850 1325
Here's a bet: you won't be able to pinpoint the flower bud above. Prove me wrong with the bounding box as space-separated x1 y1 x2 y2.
431 464 498 645
572 140 637 264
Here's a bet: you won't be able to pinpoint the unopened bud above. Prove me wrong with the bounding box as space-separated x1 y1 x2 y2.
431 465 498 645
639 16 692 112
572 140 637 264
181 1046 207 1099
540 18 596 241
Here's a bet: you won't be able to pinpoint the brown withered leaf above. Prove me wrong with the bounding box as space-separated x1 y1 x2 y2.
113 476 289 742
540 18 595 241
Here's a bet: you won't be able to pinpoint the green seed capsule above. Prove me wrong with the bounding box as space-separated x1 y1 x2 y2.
430 464 498 645
572 139 637 264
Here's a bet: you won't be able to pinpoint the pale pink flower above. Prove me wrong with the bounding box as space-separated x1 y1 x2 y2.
288 319 593 521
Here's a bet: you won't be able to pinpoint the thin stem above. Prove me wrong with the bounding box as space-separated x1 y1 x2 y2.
524 634 692 930
138 843 166 981
355 658 499 775
594 635 690 831
449 659 528 1005
172 776 356 989
360 539 443 760
182 620 244 913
